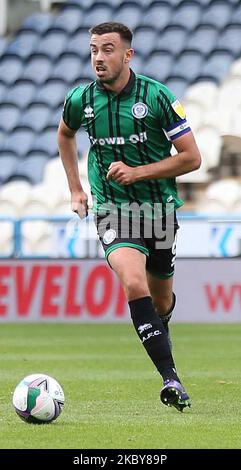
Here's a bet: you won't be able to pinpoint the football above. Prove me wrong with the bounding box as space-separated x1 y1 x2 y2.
12 373 65 424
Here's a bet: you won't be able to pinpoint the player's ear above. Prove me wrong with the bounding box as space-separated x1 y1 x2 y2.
124 48 134 63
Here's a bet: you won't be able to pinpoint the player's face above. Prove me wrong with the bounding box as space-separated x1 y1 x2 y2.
90 33 133 84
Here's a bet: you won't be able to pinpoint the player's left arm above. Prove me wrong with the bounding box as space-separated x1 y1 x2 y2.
135 130 201 181
107 130 201 185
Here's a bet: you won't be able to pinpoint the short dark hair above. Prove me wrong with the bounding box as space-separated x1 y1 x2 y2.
89 22 133 46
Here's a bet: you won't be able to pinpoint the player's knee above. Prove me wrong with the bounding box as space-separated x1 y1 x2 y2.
153 295 174 316
123 275 149 301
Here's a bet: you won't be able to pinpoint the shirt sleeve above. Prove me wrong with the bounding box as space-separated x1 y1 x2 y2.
157 85 191 141
62 86 84 131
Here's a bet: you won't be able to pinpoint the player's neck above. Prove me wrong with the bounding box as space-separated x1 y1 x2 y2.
103 68 131 94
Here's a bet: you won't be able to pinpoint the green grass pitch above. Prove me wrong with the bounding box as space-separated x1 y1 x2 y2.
0 323 241 449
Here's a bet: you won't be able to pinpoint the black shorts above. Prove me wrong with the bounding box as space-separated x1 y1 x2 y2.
95 210 179 279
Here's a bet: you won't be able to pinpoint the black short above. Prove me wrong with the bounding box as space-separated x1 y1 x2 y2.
95 211 179 279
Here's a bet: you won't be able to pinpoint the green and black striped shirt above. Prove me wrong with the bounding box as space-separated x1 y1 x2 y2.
63 70 191 214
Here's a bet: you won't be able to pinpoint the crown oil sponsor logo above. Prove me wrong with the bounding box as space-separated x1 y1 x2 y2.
90 131 147 146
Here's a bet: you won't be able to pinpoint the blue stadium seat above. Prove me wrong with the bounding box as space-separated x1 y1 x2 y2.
81 60 95 80
67 29 92 59
201 1 232 29
23 54 52 84
3 127 35 157
199 49 234 82
6 31 39 60
14 156 49 185
216 24 241 57
133 27 157 57
188 25 218 55
82 3 113 27
232 4 241 23
130 52 143 74
158 25 188 55
0 37 7 57
31 79 67 108
53 53 82 84
0 104 20 132
165 76 188 99
0 55 23 85
20 104 50 132
49 106 63 128
37 30 68 60
140 1 172 30
1 79 36 109
172 49 204 81
171 1 202 31
114 2 141 30
76 128 90 156
30 127 58 157
21 13 54 34
0 155 19 185
54 7 83 34
143 50 173 82
0 83 6 101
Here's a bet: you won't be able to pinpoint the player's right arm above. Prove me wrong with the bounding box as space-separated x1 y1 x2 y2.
57 88 88 218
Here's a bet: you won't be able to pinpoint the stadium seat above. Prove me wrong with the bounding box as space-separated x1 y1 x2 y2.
52 53 82 83
0 55 23 85
182 100 203 130
13 156 49 185
3 127 35 158
195 125 222 169
67 29 91 59
0 222 14 256
21 13 54 34
140 1 172 30
199 50 234 82
158 25 188 55
49 106 63 128
82 3 113 27
0 104 20 132
0 155 19 185
76 128 90 156
197 179 241 213
231 3 241 23
133 27 157 57
200 1 232 29
21 221 50 255
130 52 143 75
172 49 204 82
171 1 202 31
43 157 69 188
215 77 241 133
0 180 31 216
143 50 173 82
114 2 142 30
216 24 241 57
184 81 218 110
188 25 218 55
31 79 67 109
30 127 58 157
53 7 84 34
23 54 53 85
0 37 7 57
6 31 39 60
37 30 68 60
20 104 50 132
0 82 6 101
230 58 241 78
1 80 36 109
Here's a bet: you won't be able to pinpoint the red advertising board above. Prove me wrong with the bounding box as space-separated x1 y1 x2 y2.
0 259 241 322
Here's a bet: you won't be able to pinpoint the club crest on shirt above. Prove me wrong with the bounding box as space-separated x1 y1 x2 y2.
132 102 148 119
171 100 186 119
103 229 116 245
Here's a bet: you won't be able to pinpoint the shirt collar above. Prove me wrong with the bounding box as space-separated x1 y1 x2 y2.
96 69 136 96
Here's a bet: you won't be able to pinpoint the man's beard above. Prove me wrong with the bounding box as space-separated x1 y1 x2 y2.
97 66 123 84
